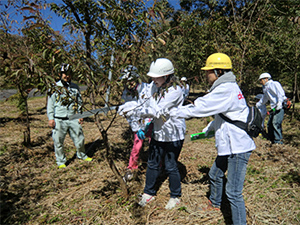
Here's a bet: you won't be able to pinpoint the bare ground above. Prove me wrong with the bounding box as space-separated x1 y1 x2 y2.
0 95 299 225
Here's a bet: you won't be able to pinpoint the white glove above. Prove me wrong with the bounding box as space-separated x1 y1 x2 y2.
276 103 282 110
202 121 214 137
118 101 138 116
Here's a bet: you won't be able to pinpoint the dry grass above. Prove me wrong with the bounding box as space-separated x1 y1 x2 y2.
0 95 299 225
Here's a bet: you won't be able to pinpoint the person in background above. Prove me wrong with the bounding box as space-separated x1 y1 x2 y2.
255 94 267 128
121 58 186 210
180 77 190 100
168 53 255 224
47 63 92 169
256 73 286 144
119 66 152 182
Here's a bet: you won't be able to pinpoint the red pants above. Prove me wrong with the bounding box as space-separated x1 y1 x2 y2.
127 127 152 170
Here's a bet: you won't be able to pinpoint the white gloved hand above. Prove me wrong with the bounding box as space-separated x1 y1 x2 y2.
118 101 138 116
276 103 282 110
125 109 138 118
202 121 214 137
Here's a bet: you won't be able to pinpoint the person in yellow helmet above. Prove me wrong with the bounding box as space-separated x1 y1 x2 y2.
168 53 255 225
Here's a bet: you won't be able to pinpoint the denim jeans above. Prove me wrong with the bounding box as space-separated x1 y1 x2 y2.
267 108 284 144
144 139 183 198
209 151 252 225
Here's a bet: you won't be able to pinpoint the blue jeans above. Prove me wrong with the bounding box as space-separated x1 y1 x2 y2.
209 151 252 225
144 139 183 198
267 108 284 144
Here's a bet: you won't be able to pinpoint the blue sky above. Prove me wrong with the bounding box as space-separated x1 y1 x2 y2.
1 0 181 35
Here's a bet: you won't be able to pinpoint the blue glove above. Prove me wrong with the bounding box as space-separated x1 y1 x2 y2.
137 129 145 140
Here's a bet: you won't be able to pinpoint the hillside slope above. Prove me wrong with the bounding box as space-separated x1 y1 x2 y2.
0 96 299 225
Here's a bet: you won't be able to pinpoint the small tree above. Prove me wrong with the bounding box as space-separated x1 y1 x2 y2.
0 1 64 146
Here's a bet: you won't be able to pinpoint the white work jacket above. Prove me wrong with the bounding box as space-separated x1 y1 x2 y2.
138 81 186 142
256 80 286 110
171 72 255 156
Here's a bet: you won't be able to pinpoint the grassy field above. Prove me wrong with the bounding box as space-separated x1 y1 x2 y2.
0 94 299 225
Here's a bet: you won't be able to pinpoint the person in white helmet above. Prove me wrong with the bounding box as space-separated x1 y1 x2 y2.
118 65 152 182
120 58 186 209
256 73 286 144
167 53 255 225
47 63 92 169
180 77 190 100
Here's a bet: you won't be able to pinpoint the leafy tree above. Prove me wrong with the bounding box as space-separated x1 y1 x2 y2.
49 0 158 197
0 1 64 146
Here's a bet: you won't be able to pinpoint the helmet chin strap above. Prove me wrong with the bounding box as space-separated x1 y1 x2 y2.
214 69 219 78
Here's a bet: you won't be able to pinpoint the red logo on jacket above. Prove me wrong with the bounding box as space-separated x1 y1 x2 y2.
238 92 244 100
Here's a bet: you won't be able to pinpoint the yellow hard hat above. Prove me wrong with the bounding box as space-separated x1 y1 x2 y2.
201 53 232 70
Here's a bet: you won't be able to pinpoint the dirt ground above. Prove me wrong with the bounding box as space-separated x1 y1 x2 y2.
0 95 299 225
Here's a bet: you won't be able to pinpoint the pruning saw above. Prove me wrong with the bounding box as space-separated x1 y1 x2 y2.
69 106 118 120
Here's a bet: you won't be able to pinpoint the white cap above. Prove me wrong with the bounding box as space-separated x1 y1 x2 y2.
181 77 187 81
259 72 271 80
147 58 174 78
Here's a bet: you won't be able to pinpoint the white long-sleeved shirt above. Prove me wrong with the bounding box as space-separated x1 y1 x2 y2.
138 81 186 142
170 75 255 156
256 80 286 110
47 80 83 120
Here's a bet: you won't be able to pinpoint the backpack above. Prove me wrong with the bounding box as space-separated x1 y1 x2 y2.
219 106 264 138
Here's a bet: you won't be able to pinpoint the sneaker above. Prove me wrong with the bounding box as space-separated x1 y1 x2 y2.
165 197 180 209
138 193 155 207
84 157 93 162
58 164 66 169
200 200 220 211
123 169 133 182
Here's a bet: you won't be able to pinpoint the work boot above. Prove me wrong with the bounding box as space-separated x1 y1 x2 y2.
200 200 220 211
58 164 66 169
84 157 93 162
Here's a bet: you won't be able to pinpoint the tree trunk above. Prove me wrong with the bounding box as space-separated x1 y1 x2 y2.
100 129 129 198
18 86 31 147
291 72 298 121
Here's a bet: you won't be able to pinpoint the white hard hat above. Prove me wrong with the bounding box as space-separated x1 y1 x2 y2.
119 65 139 80
147 58 174 78
259 73 271 80
181 77 187 81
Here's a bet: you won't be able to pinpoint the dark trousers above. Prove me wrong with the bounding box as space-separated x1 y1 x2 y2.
144 139 183 198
